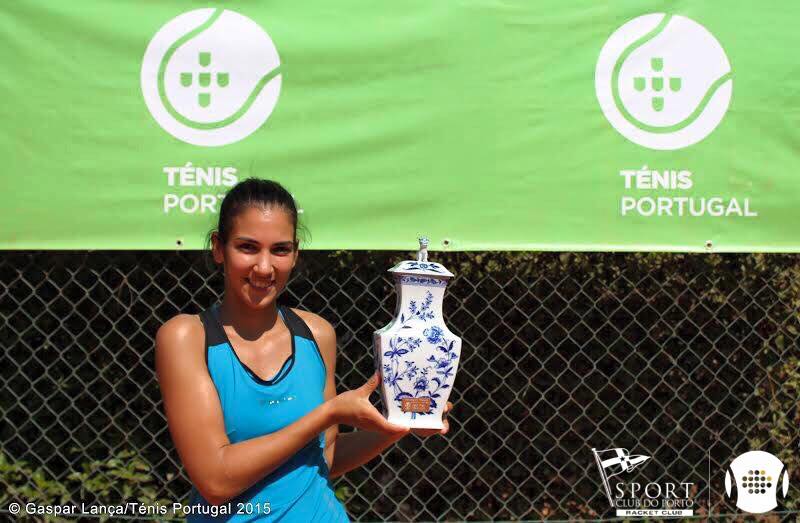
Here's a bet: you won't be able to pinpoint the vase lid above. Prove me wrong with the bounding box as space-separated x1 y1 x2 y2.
388 237 455 278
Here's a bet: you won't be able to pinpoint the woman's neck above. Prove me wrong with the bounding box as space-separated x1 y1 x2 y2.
218 295 280 341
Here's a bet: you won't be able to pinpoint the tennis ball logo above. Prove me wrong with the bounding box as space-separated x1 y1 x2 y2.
595 14 732 150
141 9 281 147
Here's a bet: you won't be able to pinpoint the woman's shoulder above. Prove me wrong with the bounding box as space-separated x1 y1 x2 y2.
289 308 336 348
155 313 205 359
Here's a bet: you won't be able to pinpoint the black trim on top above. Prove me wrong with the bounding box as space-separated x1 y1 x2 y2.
280 307 328 378
210 303 295 386
279 306 315 341
199 308 228 347
198 307 226 371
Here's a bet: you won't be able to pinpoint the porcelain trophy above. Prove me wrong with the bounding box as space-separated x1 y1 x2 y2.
373 237 461 429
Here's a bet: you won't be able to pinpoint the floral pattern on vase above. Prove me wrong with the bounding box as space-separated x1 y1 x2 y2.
381 292 459 419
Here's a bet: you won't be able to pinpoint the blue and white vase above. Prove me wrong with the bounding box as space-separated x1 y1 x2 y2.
374 237 461 429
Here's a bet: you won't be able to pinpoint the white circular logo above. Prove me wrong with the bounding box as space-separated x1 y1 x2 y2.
595 14 732 150
141 9 281 147
724 450 789 514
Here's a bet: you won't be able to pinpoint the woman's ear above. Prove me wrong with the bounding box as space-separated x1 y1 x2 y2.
211 232 225 265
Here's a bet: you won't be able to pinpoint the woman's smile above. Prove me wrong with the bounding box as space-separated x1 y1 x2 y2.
245 277 275 291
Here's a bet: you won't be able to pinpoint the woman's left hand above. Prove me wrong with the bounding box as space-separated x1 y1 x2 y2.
411 401 453 437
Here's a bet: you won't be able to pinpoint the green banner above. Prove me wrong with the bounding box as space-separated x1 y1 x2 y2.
2 1 798 251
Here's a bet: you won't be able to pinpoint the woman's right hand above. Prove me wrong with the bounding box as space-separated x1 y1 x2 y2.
330 371 410 436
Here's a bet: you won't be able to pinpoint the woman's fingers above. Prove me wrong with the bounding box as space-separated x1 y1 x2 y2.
373 415 409 435
408 402 453 437
410 418 450 437
360 371 381 395
358 402 408 435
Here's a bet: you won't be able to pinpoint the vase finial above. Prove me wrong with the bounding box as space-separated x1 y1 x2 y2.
417 236 429 262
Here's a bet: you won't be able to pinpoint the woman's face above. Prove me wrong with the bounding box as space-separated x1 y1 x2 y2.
212 205 298 310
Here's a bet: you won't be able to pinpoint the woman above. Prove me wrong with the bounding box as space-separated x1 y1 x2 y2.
155 178 452 521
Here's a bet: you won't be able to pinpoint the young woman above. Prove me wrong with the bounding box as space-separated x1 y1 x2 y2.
155 179 452 521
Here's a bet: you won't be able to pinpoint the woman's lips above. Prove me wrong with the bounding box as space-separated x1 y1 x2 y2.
245 277 275 290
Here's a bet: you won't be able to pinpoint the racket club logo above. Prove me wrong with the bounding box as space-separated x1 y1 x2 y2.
592 447 695 517
724 450 790 514
595 14 732 150
141 9 282 147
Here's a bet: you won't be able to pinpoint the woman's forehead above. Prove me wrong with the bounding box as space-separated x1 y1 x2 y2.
230 206 295 240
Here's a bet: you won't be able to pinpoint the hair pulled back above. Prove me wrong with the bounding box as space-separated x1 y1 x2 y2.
214 178 300 244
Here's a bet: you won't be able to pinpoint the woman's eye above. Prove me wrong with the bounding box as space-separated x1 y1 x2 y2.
239 244 257 252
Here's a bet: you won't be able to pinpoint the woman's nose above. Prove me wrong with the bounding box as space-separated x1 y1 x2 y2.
253 253 274 276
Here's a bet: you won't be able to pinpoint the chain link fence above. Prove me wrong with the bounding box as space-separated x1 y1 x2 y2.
1 250 799 521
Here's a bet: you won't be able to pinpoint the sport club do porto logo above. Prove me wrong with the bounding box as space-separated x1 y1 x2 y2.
595 14 732 150
141 9 282 147
592 447 696 517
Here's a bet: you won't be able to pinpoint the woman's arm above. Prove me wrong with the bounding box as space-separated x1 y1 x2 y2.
329 401 453 478
328 430 404 478
155 314 405 507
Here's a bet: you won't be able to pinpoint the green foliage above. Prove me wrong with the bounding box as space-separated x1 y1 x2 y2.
1 449 177 523
753 352 800 511
0 453 71 523
334 484 353 503
67 449 173 513
747 256 800 511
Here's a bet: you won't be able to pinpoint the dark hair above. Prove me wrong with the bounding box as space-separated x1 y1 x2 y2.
205 178 306 254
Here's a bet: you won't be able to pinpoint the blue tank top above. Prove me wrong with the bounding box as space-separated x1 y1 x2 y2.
186 304 350 522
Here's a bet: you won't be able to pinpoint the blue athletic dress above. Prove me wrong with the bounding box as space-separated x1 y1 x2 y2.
186 304 350 522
